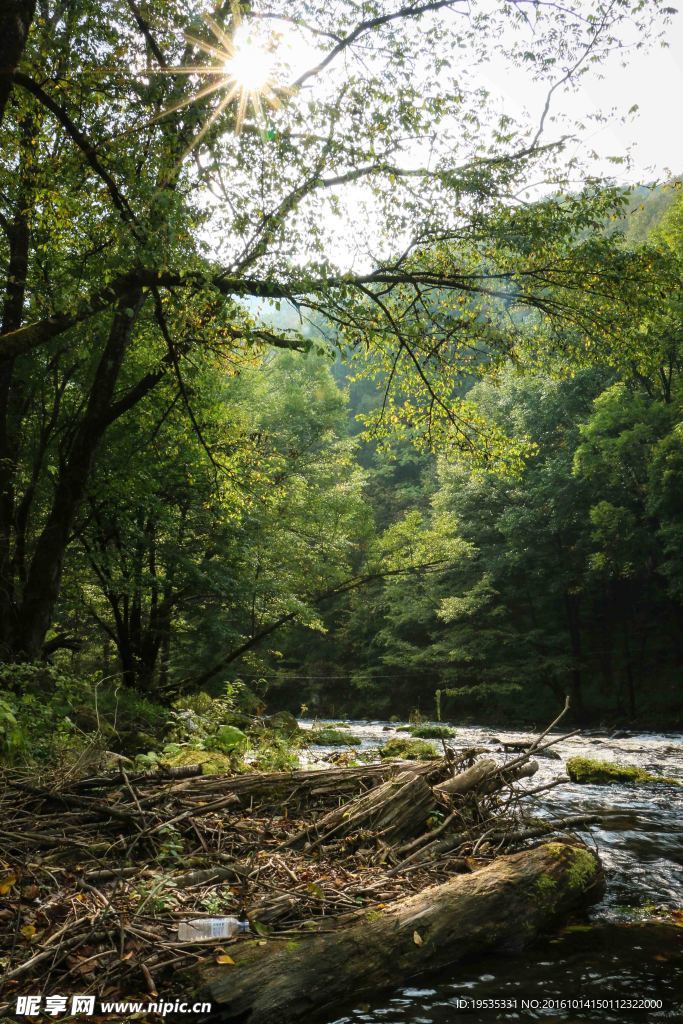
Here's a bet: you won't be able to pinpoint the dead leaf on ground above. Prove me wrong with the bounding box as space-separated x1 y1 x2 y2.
0 873 17 895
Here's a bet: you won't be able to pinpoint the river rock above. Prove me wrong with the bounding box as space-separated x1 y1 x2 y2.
263 710 301 736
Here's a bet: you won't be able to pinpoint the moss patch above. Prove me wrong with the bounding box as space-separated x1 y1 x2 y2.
410 725 456 739
379 737 440 761
307 728 362 746
566 756 678 786
161 747 233 775
543 842 599 893
534 872 558 908
566 847 598 890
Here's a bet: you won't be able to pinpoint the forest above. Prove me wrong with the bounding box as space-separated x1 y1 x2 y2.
0 0 682 1019
0 0 681 763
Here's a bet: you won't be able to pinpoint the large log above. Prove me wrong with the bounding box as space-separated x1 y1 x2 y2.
433 758 538 799
288 769 436 850
197 842 603 1024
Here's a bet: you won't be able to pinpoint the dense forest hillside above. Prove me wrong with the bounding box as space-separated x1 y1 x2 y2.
1 182 681 760
272 183 683 727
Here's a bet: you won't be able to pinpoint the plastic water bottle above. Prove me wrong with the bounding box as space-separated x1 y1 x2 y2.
177 916 250 942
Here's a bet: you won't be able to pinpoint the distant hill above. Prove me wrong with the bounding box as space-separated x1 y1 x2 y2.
617 179 682 244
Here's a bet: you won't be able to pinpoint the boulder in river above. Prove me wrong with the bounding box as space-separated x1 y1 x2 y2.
489 738 561 759
379 737 440 760
307 727 362 746
264 710 301 736
411 724 456 739
566 756 678 786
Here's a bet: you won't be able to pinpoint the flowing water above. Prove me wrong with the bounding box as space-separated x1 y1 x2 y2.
300 721 683 1023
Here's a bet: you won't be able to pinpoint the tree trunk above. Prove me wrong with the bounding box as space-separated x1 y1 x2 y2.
0 116 36 652
15 295 144 658
0 0 36 126
197 842 604 1024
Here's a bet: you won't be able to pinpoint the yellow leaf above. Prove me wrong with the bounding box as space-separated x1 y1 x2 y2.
0 873 16 895
20 925 36 938
412 930 423 946
216 954 235 964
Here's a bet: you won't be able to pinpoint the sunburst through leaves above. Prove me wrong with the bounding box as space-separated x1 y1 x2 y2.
154 9 291 154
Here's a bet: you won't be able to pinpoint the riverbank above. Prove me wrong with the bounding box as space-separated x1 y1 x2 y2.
0 721 605 1019
306 719 683 1024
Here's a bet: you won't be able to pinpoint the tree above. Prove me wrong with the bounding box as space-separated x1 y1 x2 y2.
63 350 370 694
0 0 674 663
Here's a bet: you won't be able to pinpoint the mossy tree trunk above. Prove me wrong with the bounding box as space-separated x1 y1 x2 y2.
197 842 604 1024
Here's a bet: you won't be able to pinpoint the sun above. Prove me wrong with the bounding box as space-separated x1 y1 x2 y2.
151 11 289 153
224 34 275 94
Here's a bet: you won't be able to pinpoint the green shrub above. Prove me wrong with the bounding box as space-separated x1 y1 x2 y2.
251 734 300 772
205 725 248 754
0 661 172 768
0 697 24 760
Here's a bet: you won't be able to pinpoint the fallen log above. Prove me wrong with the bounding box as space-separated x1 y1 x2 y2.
289 769 435 850
433 757 498 797
433 758 538 799
197 841 604 1024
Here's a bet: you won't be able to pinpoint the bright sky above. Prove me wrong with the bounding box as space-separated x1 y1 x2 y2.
208 1 683 288
482 7 683 183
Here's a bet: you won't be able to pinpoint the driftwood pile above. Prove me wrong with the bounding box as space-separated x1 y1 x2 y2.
0 714 600 1018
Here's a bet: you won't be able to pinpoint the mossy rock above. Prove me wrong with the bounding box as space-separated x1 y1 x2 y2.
130 730 161 753
69 704 116 737
227 712 257 732
396 725 412 732
379 737 440 761
264 711 301 736
566 756 678 786
307 728 362 746
410 725 456 739
330 722 351 729
160 746 234 775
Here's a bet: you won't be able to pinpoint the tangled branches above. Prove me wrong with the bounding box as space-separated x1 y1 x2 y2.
0 707 596 1010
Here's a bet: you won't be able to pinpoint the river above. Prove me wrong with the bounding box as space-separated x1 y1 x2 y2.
299 720 683 1023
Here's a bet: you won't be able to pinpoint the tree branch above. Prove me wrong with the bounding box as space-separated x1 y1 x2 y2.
13 72 137 226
